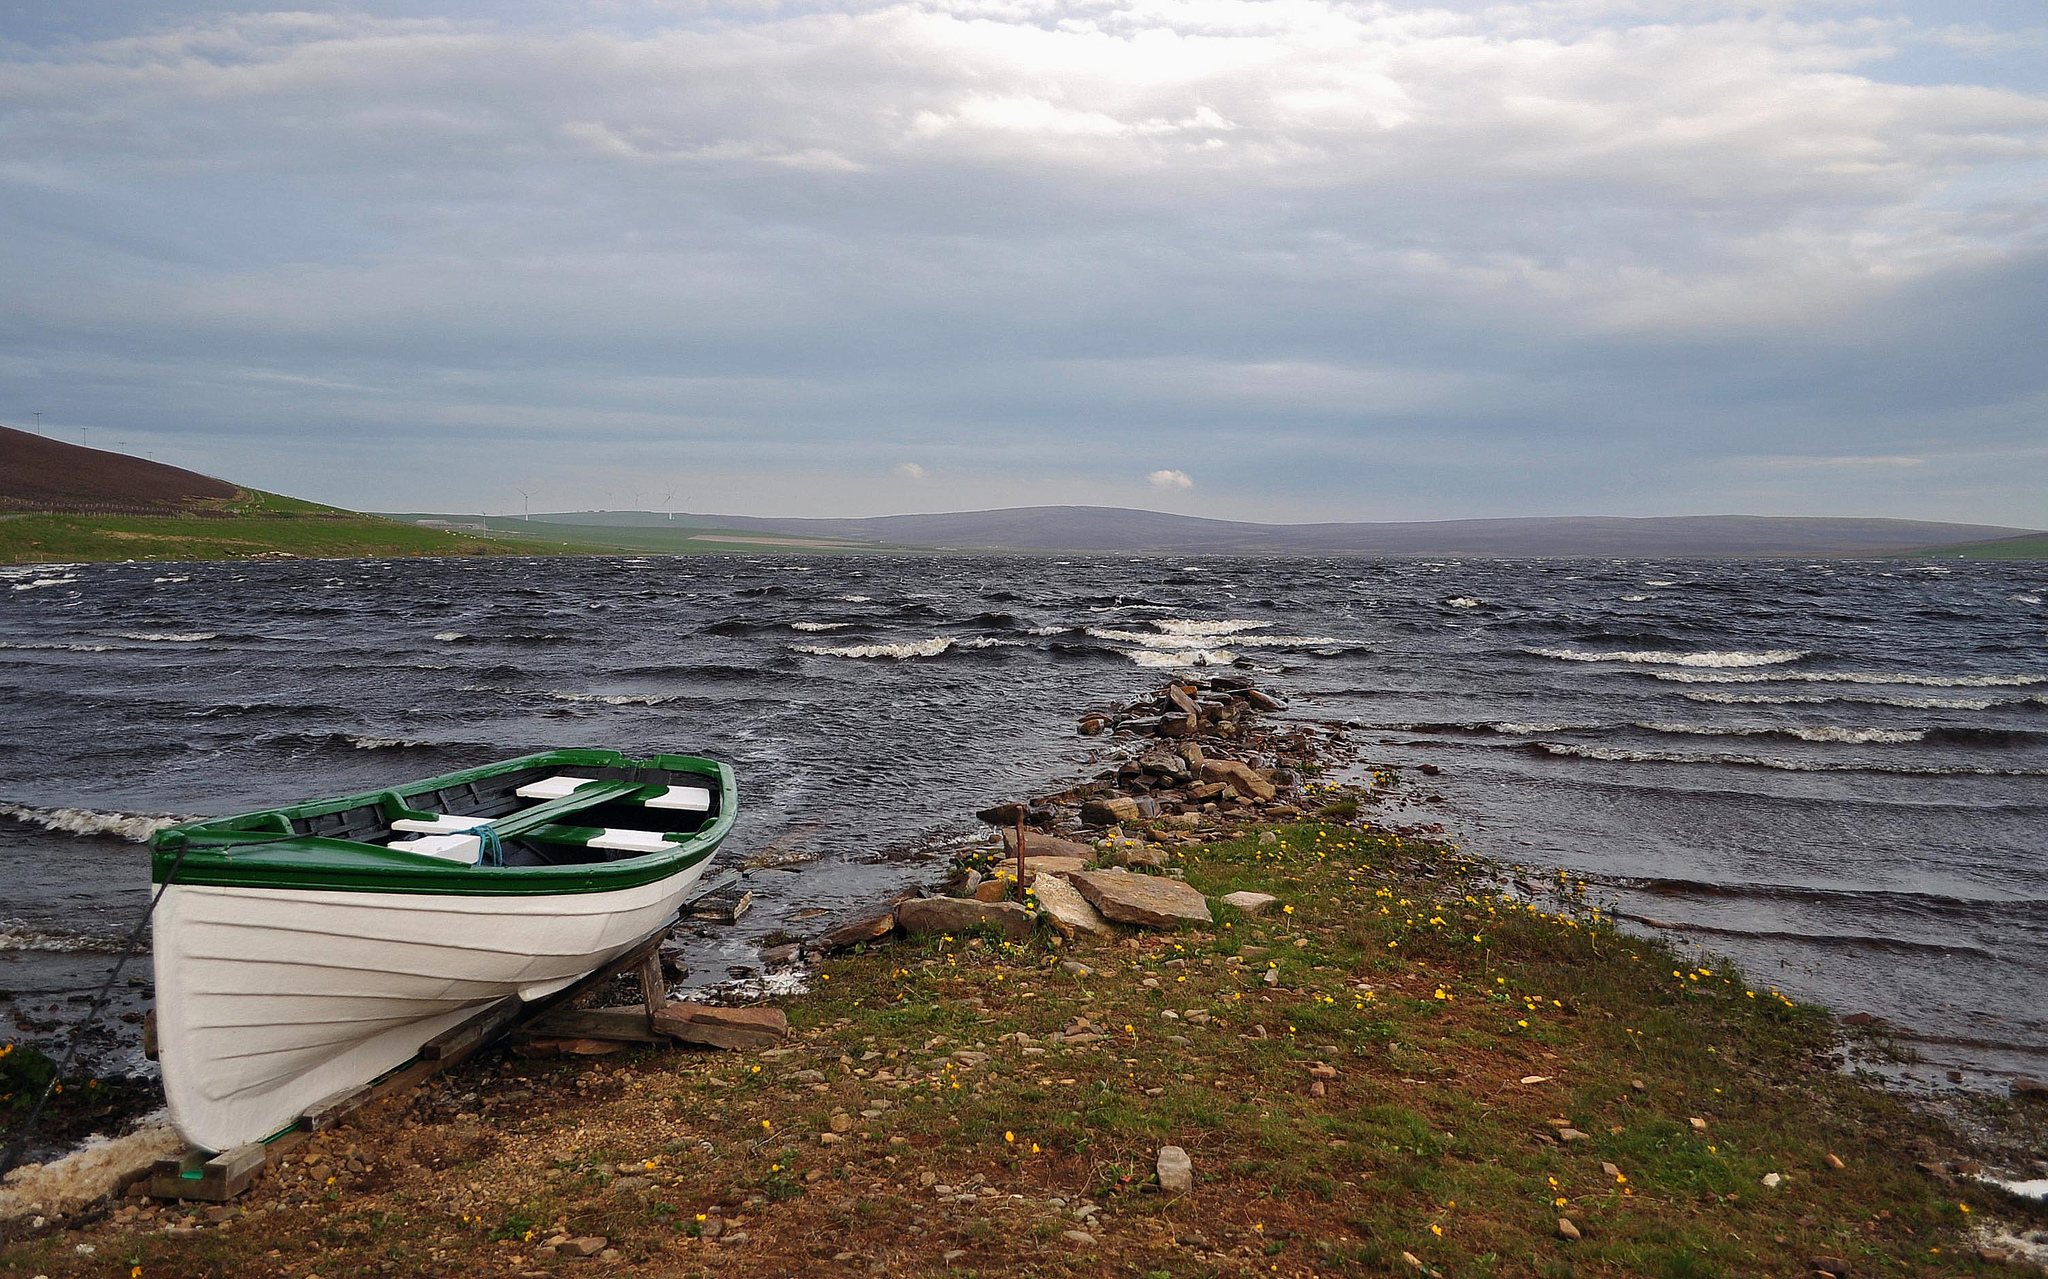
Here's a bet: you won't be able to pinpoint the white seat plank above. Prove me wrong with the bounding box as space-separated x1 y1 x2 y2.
586 828 678 854
515 775 597 801
391 814 494 834
388 833 483 864
643 786 713 812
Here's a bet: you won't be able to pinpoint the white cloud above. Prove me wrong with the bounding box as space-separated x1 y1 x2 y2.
0 0 2044 523
894 461 928 479
1148 469 1194 491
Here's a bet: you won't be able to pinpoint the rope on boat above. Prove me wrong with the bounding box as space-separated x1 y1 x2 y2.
0 840 193 1180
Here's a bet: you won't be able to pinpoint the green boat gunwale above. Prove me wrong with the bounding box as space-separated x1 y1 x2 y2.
150 749 736 896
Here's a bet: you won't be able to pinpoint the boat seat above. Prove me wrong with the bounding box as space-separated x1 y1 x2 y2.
390 813 494 834
515 774 601 801
585 828 680 854
387 832 483 865
642 785 713 812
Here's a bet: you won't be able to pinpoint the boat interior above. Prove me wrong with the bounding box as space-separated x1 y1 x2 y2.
281 762 722 868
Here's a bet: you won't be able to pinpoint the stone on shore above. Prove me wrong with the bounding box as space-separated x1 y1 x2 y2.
1081 796 1141 826
1199 759 1276 801
896 896 1037 941
1156 1145 1193 1193
653 1002 789 1050
1003 830 1096 861
1021 855 1091 877
1030 874 1113 938
1068 869 1212 927
1220 891 1279 916
814 908 897 953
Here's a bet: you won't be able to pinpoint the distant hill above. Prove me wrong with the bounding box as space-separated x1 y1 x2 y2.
0 428 580 564
511 506 2042 558
1895 532 2048 560
0 424 238 514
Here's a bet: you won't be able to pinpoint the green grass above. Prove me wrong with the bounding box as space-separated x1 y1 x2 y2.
1895 533 2048 560
8 808 2038 1277
0 490 591 563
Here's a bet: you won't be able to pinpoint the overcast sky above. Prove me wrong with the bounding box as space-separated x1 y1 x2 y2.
3 0 2045 525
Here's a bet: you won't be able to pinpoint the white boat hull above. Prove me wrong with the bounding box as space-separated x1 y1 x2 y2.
152 863 711 1152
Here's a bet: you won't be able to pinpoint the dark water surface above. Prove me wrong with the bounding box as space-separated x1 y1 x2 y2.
2 554 2043 1089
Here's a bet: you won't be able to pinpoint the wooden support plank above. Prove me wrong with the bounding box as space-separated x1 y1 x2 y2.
297 1083 374 1133
419 996 522 1061
521 1006 669 1043
640 949 667 1021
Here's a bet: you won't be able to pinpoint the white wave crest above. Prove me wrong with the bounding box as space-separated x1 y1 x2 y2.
547 691 684 706
1026 625 1068 635
1528 647 1807 668
10 576 79 591
790 622 852 632
0 926 113 953
431 631 467 642
2013 594 2042 605
0 641 117 652
1151 619 1273 636
105 632 217 643
1530 743 2037 775
793 637 953 660
0 802 182 842
1649 670 2046 687
1619 594 1652 602
345 734 429 749
1444 598 1482 608
1681 691 2007 710
1633 721 1923 744
1088 627 1338 650
1645 580 1679 587
1123 647 1237 668
958 637 1029 649
838 595 872 603
152 575 190 584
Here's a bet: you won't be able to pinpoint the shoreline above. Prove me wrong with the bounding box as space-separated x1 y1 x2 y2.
4 674 2047 1273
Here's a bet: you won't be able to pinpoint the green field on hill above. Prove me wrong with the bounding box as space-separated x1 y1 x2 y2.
1895 533 2048 560
0 492 585 564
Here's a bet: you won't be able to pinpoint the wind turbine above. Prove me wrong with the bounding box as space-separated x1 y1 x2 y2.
515 488 531 522
662 488 677 521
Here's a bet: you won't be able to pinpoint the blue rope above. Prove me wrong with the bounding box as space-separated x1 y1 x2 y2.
477 826 503 867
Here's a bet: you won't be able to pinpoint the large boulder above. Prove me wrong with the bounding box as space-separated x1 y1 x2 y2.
896 896 1036 941
1199 759 1276 802
1030 874 1113 939
1081 796 1141 827
1068 870 1212 928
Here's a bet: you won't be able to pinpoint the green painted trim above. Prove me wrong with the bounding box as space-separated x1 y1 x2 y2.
150 750 736 897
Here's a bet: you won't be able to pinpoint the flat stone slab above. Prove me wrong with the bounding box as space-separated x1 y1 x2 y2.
896 896 1037 942
1157 1145 1193 1193
1030 873 1113 938
1067 869 1212 928
1023 855 1090 877
1220 891 1279 916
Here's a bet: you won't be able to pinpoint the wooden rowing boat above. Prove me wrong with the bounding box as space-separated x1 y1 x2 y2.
149 750 735 1152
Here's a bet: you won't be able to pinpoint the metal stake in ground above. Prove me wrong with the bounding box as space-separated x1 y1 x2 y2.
1014 809 1028 902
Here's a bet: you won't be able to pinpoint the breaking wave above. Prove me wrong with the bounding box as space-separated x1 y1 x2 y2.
1648 670 2048 687
1152 619 1274 636
1443 598 1482 608
0 802 183 842
1680 691 2042 710
1087 627 1338 650
1527 742 2044 776
1125 648 1238 668
103 632 218 643
0 926 116 954
790 622 852 632
547 691 686 706
1526 646 1808 667
793 637 953 660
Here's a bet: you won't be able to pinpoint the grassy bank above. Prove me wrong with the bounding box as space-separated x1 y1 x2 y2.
1895 534 2048 560
0 490 588 564
7 811 2038 1277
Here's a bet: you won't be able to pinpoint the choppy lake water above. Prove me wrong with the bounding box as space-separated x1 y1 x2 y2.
2 554 2043 1090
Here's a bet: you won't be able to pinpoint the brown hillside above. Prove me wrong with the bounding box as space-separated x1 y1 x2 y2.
0 424 238 513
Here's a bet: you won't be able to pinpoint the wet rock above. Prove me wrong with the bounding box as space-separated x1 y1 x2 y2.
1031 875 1114 939
815 909 896 953
953 868 983 898
977 802 1029 825
1068 869 1212 927
760 942 802 966
896 897 1036 942
1220 891 1278 915
1156 1145 1193 1193
2012 1076 2048 1099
